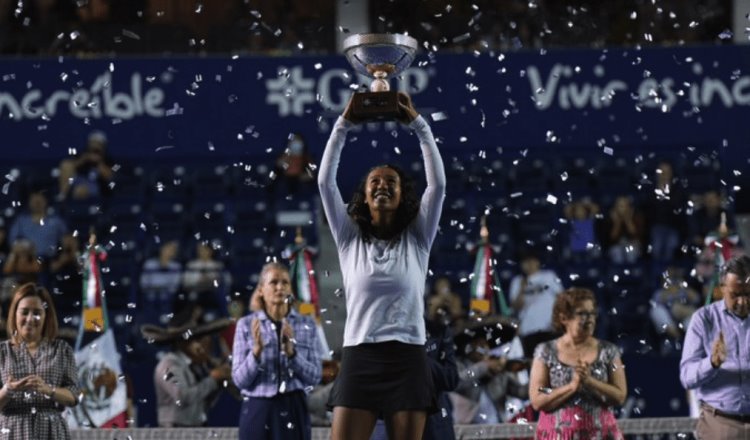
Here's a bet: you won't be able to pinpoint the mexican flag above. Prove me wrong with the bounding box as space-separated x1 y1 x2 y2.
66 243 129 428
470 241 510 316
287 232 331 360
289 244 320 316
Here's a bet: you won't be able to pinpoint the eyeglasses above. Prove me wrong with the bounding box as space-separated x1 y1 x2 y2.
574 311 598 319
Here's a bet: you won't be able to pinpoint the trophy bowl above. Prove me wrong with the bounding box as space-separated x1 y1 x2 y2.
342 33 418 121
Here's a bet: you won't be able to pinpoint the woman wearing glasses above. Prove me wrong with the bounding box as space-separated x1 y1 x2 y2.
529 288 627 440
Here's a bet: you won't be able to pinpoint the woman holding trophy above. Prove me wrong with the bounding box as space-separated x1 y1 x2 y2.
318 33 446 440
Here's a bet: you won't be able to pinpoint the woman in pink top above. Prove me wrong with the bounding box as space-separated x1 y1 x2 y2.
529 288 627 440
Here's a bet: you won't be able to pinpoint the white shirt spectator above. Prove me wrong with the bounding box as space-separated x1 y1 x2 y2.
509 270 563 336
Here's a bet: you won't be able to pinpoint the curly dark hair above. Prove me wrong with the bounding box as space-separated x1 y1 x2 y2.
347 164 421 244
551 287 596 333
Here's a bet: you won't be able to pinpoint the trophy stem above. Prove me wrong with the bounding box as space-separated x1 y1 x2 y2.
370 70 390 92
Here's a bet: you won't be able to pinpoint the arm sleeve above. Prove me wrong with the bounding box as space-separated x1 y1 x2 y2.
454 361 490 395
59 342 81 405
156 357 217 404
430 326 459 393
509 276 522 302
410 116 446 249
231 318 262 390
317 117 356 246
680 308 719 389
288 318 322 388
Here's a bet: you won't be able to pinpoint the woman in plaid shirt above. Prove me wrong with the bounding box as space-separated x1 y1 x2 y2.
232 262 322 440
0 283 79 439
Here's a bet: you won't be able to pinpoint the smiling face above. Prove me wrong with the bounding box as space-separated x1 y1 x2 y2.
260 268 292 308
561 299 596 340
15 295 46 343
364 167 402 214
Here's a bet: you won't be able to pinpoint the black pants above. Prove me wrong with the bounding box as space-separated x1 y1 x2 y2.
239 390 311 440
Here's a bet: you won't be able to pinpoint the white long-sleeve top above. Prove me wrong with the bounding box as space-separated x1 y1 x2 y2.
318 116 446 347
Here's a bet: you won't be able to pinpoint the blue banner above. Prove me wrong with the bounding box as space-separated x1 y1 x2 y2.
0 45 747 168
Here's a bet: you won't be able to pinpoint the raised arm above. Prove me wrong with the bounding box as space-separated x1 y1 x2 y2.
317 115 354 245
399 94 445 248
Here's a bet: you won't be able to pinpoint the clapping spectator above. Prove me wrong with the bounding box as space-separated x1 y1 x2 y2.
8 191 67 260
689 190 733 247
58 130 114 200
603 196 645 265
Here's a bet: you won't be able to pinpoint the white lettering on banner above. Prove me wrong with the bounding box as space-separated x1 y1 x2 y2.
0 72 165 121
265 66 316 116
266 66 430 116
527 63 750 110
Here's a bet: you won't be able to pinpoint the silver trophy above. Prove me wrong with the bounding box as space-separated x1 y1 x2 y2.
342 33 418 120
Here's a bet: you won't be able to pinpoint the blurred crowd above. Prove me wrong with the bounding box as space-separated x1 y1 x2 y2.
0 0 732 56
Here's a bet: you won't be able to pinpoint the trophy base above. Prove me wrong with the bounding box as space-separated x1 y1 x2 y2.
351 91 400 121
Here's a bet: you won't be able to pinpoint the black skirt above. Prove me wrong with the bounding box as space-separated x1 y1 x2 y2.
327 341 437 416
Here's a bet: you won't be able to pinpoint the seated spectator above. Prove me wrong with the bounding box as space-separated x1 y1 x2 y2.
1 239 42 307
8 191 67 259
563 198 601 262
140 240 182 324
689 190 733 247
58 130 114 200
694 213 744 294
649 266 700 342
48 233 83 312
181 242 231 317
645 161 687 266
270 133 314 195
603 196 645 265
509 249 564 357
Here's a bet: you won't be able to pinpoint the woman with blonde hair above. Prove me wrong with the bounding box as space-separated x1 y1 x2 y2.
0 283 79 439
232 262 322 440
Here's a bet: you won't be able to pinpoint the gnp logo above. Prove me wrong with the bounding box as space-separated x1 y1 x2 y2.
265 66 431 117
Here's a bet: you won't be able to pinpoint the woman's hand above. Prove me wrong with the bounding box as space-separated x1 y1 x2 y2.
281 320 296 358
251 318 263 359
397 92 419 124
7 375 51 395
4 376 34 391
575 360 591 387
